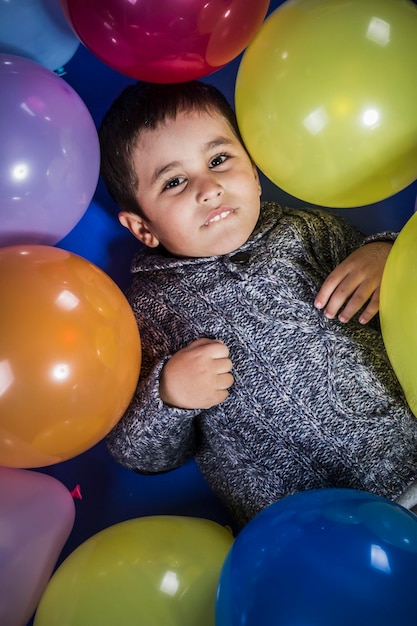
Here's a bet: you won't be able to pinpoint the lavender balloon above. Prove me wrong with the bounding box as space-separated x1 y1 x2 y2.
0 54 100 247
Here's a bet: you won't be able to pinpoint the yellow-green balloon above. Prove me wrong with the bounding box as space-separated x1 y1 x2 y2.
235 0 417 208
34 516 234 626
380 212 417 417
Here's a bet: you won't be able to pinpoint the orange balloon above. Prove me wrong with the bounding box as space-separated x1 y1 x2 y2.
0 245 141 468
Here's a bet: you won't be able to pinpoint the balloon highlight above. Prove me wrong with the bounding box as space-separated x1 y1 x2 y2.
216 488 417 626
235 0 417 207
59 0 269 83
0 245 142 468
0 54 99 247
34 516 233 626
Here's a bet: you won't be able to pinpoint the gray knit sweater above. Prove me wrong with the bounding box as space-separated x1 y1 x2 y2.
107 202 417 528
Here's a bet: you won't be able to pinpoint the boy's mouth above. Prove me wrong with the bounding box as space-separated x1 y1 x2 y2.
204 206 235 226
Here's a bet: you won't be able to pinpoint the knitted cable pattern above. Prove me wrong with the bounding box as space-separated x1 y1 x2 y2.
107 202 417 528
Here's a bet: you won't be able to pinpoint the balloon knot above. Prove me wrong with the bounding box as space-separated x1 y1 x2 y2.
70 484 82 500
54 67 67 77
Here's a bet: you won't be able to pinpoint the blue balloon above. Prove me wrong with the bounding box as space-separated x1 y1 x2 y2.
0 0 79 71
216 489 417 626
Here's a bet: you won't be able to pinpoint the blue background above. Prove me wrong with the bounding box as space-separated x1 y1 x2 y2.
26 0 417 622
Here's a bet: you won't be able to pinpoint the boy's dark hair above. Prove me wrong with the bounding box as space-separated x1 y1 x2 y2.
99 81 245 218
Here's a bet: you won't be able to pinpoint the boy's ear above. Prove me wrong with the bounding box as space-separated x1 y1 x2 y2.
118 211 160 248
252 163 262 197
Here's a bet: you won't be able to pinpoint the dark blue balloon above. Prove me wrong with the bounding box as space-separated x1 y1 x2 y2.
216 489 417 626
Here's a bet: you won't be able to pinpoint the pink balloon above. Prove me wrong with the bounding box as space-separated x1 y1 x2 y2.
59 0 270 83
0 467 75 626
0 54 100 247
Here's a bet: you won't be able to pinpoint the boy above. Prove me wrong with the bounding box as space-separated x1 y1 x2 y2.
99 80 417 528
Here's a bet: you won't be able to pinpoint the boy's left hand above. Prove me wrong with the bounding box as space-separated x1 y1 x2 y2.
314 241 392 324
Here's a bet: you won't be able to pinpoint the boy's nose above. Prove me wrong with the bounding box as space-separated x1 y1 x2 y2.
196 174 223 204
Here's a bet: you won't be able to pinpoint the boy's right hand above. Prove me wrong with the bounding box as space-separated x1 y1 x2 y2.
159 338 234 409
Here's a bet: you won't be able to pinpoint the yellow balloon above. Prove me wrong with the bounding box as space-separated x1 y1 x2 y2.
380 213 417 417
34 516 234 626
0 245 141 467
235 0 417 207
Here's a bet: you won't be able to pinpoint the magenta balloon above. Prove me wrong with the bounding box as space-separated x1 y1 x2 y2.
0 467 75 626
59 0 270 83
0 54 100 247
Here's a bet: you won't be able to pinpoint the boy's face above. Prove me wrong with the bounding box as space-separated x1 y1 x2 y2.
121 109 262 257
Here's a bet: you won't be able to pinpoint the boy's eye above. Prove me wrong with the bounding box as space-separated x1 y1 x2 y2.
163 176 186 190
209 154 228 168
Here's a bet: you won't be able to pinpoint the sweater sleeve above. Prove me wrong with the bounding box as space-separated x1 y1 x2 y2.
288 206 396 276
362 230 398 245
106 281 200 474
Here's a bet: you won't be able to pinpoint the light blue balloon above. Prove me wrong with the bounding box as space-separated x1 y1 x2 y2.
0 0 79 70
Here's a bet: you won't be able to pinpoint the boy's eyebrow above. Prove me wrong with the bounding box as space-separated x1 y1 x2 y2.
205 136 234 151
151 136 234 185
152 161 182 185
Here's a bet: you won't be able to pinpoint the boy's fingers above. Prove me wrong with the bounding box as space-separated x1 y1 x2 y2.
358 290 380 325
314 267 350 311
316 276 357 319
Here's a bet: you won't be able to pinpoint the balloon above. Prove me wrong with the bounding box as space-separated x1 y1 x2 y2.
216 489 417 626
0 0 80 71
0 54 99 247
0 245 141 468
0 467 75 626
235 0 417 208
59 0 269 83
380 212 417 416
34 515 233 626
